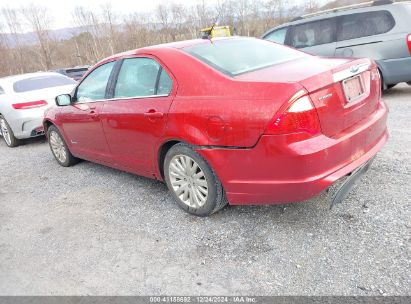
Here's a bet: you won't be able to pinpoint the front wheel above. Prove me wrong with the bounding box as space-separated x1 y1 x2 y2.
164 143 227 216
47 125 78 167
0 115 21 147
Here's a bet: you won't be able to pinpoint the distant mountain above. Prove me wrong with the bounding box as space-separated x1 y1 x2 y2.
0 26 89 47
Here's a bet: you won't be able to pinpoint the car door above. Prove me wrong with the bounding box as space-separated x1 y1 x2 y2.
58 61 116 162
288 18 337 56
101 56 175 175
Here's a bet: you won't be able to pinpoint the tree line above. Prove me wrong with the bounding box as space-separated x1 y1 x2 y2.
0 0 324 77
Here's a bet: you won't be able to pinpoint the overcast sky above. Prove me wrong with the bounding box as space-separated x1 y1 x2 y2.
0 0 325 31
0 0 218 30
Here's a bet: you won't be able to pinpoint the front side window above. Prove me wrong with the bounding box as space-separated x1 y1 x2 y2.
290 18 337 48
0 85 4 95
114 58 172 98
13 75 75 93
76 61 116 102
184 38 306 77
337 11 395 41
264 27 288 44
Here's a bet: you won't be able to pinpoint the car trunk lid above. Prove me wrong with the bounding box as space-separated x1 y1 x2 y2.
303 58 380 137
236 56 381 138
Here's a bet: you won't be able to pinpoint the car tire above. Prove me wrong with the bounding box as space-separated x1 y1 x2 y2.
47 125 78 167
164 143 227 216
0 115 21 148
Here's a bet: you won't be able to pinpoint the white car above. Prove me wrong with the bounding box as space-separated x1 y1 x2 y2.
0 72 76 147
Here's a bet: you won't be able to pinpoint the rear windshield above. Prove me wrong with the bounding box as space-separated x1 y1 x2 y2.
184 38 306 77
13 75 75 93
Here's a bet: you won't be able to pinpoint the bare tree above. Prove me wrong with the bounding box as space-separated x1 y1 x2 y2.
170 3 187 41
263 0 291 26
304 0 320 13
100 3 118 54
72 6 104 62
0 0 321 77
155 4 172 43
123 12 155 49
1 7 27 73
21 4 54 70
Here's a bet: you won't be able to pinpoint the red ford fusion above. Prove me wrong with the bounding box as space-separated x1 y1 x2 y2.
43 37 388 216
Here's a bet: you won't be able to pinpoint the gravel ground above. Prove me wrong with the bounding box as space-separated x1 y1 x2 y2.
0 84 410 296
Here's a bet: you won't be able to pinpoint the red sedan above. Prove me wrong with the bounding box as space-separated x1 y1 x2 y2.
43 37 388 216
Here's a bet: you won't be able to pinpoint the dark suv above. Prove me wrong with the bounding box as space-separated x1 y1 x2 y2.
54 66 90 82
263 0 411 89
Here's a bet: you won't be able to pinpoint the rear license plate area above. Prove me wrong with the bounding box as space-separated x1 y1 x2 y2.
343 75 364 103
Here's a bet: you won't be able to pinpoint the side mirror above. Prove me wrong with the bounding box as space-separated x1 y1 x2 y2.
55 94 72 106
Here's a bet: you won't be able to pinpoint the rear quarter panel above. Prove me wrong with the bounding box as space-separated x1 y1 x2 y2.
165 81 302 148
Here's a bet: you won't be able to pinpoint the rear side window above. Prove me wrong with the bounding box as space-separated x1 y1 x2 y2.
0 85 4 94
157 69 173 95
13 75 75 93
290 18 337 48
264 27 288 44
114 58 172 98
338 11 395 41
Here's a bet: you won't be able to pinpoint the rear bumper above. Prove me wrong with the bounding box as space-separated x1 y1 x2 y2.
377 56 411 85
197 100 388 205
8 109 46 139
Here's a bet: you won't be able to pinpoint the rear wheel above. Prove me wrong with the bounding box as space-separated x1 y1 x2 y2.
0 115 21 148
164 143 227 216
379 69 395 91
47 125 78 167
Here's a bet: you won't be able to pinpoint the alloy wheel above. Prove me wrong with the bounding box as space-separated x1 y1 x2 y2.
168 154 209 208
0 118 11 146
49 131 67 163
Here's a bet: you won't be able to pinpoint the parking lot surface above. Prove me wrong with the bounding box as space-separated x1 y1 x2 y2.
0 84 410 296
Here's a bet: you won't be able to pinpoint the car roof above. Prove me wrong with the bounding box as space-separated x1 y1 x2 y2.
266 1 410 29
0 71 67 84
101 37 244 62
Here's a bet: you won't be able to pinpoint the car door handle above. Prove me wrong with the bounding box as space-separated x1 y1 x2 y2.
89 110 99 119
144 111 164 119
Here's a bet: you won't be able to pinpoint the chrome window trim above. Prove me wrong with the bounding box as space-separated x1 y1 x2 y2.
75 93 170 104
106 94 170 102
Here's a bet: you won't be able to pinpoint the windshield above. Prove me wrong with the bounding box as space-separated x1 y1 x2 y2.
13 75 76 93
184 38 307 77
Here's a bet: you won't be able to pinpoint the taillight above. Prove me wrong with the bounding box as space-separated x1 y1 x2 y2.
12 100 47 110
266 91 321 135
407 34 411 55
